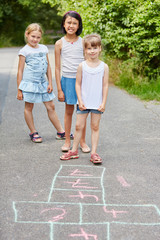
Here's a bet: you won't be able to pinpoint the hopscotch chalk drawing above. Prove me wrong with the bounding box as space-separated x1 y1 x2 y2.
13 165 160 239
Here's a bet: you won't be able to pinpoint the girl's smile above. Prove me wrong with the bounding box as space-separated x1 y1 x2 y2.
26 30 42 48
63 16 79 35
85 44 101 60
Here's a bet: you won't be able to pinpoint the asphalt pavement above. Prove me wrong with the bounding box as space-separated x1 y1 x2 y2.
0 46 160 240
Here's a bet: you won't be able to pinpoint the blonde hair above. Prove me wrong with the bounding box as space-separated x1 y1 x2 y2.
83 34 101 49
25 23 43 42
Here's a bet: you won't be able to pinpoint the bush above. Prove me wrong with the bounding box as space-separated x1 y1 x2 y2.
0 0 62 47
45 0 160 81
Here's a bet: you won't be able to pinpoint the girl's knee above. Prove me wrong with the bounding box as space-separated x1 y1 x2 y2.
65 104 74 115
75 122 85 131
25 102 34 112
66 108 74 116
45 102 55 111
91 123 99 132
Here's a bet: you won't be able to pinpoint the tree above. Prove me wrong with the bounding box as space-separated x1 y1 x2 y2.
43 0 160 79
0 0 62 45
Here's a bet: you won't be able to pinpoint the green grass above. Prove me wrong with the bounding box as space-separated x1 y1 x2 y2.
115 70 160 101
103 54 160 101
118 80 160 101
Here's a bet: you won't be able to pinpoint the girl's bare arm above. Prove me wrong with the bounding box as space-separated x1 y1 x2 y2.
17 55 25 100
76 63 86 110
98 63 109 112
46 54 53 93
55 39 65 101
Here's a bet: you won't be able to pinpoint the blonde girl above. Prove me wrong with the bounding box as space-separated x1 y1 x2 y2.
17 23 64 142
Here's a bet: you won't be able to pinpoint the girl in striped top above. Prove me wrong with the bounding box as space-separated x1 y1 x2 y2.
55 11 90 153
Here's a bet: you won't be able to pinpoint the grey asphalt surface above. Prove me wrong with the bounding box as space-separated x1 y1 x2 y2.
0 46 160 240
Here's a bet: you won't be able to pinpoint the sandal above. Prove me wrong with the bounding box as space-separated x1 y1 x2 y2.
56 132 65 140
29 132 42 143
70 133 74 140
56 132 74 140
90 153 102 164
60 150 79 160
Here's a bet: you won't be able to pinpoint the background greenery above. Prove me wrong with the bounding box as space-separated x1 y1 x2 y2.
0 0 62 46
44 0 160 101
1 0 160 100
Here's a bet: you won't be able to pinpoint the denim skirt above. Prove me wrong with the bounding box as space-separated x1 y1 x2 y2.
61 76 77 105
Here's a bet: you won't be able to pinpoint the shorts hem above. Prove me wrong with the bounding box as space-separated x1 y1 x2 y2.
76 105 103 114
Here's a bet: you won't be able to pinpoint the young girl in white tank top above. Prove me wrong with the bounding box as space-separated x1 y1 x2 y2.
60 34 109 164
55 11 90 153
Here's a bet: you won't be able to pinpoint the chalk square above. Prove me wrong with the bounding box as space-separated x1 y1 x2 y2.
53 177 102 191
14 202 80 223
53 224 109 240
110 224 160 240
57 165 105 178
12 222 50 240
82 205 160 224
50 189 104 204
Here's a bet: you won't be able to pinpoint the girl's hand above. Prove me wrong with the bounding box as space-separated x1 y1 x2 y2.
79 102 86 111
58 90 65 102
47 84 53 93
98 104 105 112
17 89 23 100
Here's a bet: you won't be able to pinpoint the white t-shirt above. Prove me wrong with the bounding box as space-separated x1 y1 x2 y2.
80 61 105 109
19 44 48 57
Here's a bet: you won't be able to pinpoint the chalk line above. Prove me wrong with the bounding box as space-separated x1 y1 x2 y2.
48 165 63 202
50 223 54 240
12 202 17 222
101 167 106 205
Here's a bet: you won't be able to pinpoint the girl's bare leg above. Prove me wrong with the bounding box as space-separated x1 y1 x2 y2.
24 102 42 141
63 104 74 148
90 113 101 154
80 122 90 152
72 113 89 152
44 101 64 133
24 102 36 133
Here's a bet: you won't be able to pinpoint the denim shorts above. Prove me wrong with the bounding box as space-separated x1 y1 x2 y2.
76 105 103 114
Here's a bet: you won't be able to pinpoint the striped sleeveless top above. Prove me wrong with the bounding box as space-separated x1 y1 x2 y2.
61 36 84 78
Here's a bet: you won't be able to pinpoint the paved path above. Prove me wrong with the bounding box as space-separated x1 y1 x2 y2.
0 46 160 240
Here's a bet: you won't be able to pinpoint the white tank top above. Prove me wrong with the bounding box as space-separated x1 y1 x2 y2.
80 61 104 109
61 37 84 78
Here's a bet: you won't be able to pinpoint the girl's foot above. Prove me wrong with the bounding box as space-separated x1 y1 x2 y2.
90 153 102 164
61 144 71 152
29 132 42 143
60 150 79 160
56 132 74 140
56 132 65 140
80 144 90 153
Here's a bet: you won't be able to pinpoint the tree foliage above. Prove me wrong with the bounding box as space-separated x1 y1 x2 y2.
44 0 160 80
0 0 62 45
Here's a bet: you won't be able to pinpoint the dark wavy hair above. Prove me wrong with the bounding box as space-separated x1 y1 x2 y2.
61 11 83 36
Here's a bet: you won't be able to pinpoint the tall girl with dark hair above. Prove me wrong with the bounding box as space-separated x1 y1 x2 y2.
55 11 90 153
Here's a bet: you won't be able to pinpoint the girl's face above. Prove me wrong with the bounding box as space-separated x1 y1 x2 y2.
25 30 42 48
85 42 101 60
63 16 79 35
